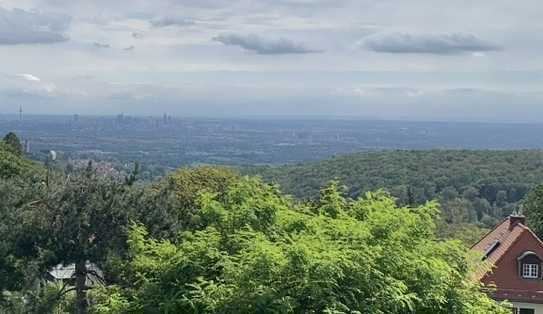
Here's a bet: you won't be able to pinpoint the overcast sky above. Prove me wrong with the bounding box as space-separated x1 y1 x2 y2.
0 0 542 122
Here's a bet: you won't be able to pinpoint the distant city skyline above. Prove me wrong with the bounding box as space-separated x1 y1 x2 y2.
1 1 543 122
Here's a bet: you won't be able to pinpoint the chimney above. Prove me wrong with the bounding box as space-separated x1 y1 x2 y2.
509 215 526 230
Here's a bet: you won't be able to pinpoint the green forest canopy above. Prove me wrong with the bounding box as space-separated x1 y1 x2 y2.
244 150 543 227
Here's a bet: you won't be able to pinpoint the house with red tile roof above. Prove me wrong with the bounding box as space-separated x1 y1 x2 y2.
472 215 543 314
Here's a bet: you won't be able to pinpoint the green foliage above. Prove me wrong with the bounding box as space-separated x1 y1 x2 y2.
2 132 23 156
167 166 238 208
89 285 130 314
124 166 240 240
0 163 239 312
522 184 543 238
125 182 183 240
14 171 134 268
0 177 44 300
317 181 348 218
1 165 137 313
99 177 508 314
0 281 76 314
437 223 490 247
25 281 76 314
124 162 140 186
245 150 543 227
0 157 509 314
0 142 41 179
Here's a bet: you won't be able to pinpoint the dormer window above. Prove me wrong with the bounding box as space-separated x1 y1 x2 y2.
522 263 539 279
517 251 542 279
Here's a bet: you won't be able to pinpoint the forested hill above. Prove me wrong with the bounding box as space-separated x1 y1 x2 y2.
244 150 543 226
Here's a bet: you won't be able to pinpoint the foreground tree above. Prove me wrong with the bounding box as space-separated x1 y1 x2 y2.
11 167 135 314
0 139 39 179
167 166 238 208
0 145 44 308
1 164 240 313
522 184 543 238
95 178 508 314
0 179 31 306
2 132 23 156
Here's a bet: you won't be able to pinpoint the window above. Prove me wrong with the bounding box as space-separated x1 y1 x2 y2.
518 308 535 314
522 263 539 279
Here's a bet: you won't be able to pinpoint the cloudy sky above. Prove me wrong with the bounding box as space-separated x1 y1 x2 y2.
0 0 542 122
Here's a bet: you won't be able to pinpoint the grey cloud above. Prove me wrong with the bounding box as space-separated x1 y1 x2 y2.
259 0 346 11
147 0 231 9
123 46 135 51
0 7 70 45
131 32 143 39
363 32 501 54
150 16 195 27
213 33 322 55
93 42 111 48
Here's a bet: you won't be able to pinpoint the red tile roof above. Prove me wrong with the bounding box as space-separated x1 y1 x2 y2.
471 218 526 279
472 216 543 303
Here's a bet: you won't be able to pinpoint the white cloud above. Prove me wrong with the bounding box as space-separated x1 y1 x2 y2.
18 73 41 82
0 72 57 97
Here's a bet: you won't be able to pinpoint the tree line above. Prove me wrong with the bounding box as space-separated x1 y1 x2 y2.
244 150 543 229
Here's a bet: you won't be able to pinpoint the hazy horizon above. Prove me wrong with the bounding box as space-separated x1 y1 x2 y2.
6 112 543 125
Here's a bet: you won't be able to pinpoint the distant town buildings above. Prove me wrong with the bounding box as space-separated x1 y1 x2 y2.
68 159 123 179
116 113 125 125
162 113 173 125
24 139 30 153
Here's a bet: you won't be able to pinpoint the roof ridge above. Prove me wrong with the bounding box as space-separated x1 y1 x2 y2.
518 223 543 248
